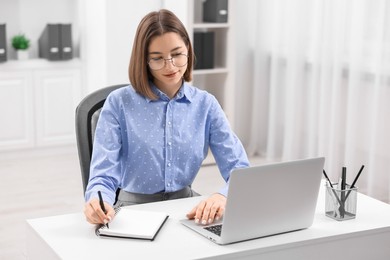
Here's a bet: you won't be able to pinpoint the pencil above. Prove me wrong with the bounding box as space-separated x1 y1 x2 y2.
345 165 365 200
323 169 343 210
350 165 365 188
322 169 334 188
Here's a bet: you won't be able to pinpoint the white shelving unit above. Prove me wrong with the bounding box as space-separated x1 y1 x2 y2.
189 0 235 128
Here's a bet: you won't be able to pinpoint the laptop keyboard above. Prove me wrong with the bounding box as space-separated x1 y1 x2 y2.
204 224 222 236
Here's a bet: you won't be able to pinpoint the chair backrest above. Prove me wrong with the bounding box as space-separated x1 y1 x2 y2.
75 84 128 194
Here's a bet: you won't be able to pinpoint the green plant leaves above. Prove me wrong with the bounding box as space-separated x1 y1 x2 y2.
12 34 30 50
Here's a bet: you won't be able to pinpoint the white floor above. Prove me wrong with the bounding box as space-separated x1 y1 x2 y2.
0 146 264 260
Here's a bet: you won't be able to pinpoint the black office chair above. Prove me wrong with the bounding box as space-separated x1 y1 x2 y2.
75 84 128 195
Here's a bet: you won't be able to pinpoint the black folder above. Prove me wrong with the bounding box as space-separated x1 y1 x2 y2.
39 24 72 61
194 32 204 70
203 0 228 23
60 24 72 60
0 24 6 62
39 24 60 60
194 32 214 70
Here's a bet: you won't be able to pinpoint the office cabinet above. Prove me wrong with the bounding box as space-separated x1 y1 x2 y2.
0 60 82 151
34 67 81 146
0 71 34 150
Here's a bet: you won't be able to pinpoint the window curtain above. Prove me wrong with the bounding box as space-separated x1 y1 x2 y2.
248 0 390 202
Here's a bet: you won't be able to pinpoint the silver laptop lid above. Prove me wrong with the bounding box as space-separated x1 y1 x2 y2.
219 157 325 244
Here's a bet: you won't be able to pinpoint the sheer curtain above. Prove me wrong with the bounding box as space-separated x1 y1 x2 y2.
247 0 390 202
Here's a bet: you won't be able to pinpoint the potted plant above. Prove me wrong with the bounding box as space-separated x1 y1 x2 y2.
12 33 30 60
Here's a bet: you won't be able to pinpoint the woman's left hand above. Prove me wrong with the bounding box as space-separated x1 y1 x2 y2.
186 193 227 225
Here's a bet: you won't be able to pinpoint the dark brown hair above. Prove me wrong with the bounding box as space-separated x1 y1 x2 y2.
129 9 194 99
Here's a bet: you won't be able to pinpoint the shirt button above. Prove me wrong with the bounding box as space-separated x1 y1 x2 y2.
167 183 171 187
167 162 171 167
168 142 172 146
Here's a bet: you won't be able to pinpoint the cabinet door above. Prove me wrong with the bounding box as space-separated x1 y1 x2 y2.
0 71 34 151
34 69 81 147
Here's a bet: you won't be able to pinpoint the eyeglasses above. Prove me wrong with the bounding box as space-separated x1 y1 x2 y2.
147 53 188 70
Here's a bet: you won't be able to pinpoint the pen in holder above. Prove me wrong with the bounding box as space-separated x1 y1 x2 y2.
325 183 357 221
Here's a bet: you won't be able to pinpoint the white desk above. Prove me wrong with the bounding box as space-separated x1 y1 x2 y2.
26 186 390 260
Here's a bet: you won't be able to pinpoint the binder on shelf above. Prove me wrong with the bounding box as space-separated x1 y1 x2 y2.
194 32 214 70
194 32 203 70
0 24 7 62
60 24 72 60
39 24 73 61
203 0 228 23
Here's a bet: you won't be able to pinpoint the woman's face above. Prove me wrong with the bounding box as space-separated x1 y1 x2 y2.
147 32 188 98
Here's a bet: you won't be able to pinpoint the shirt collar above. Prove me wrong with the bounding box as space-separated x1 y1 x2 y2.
147 81 193 103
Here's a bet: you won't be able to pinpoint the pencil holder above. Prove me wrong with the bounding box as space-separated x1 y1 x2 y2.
325 183 357 221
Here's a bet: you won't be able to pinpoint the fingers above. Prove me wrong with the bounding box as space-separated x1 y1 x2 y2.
186 204 199 220
208 202 220 222
84 201 98 224
195 200 207 224
84 198 113 225
203 201 225 224
186 193 226 225
106 205 115 222
215 205 225 221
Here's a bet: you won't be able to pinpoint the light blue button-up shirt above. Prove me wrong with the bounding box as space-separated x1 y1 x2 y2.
85 82 249 205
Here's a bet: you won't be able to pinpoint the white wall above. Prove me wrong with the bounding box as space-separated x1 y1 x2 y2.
81 0 164 93
106 0 163 86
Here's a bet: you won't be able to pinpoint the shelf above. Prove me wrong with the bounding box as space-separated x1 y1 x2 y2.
193 68 229 75
193 23 230 29
0 58 81 70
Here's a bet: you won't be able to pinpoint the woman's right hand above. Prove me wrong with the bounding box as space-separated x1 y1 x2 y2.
84 198 115 225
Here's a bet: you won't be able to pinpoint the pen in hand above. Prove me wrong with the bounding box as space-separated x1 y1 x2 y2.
98 191 109 229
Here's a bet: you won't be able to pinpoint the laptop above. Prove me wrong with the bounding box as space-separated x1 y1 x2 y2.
180 157 325 245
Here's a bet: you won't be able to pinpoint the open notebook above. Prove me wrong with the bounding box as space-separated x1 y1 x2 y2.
96 207 169 241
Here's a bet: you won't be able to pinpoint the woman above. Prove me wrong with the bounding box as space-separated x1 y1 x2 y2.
84 9 249 227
